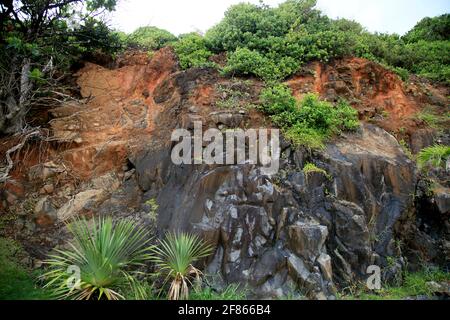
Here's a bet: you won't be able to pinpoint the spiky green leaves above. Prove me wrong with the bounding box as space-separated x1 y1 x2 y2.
43 217 154 300
152 232 214 300
417 145 450 169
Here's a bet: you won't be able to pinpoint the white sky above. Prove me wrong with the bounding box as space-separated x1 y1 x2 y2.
110 0 450 36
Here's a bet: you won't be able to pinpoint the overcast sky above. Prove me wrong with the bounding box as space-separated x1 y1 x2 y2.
110 0 450 36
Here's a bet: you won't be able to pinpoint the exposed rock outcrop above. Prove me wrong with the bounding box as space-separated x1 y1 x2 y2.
0 49 448 299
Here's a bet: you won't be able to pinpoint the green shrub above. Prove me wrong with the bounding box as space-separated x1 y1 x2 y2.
173 33 214 70
303 163 331 179
152 232 214 300
221 48 264 77
259 86 359 149
285 125 327 150
203 1 450 83
403 14 450 43
417 145 450 169
127 26 177 50
215 81 253 109
259 83 297 116
404 40 450 83
43 217 154 300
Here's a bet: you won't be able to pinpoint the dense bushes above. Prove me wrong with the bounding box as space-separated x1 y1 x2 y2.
126 26 177 50
202 0 450 83
403 14 450 43
260 84 359 149
172 33 214 69
115 1 449 84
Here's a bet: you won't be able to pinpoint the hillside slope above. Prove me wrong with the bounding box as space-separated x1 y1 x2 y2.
0 48 449 299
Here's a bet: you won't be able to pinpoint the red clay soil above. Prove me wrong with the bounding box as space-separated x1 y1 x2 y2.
0 51 448 207
286 57 448 134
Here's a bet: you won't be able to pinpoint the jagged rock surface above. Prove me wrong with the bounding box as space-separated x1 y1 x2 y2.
0 48 448 299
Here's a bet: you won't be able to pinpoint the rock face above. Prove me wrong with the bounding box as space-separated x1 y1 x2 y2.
130 123 417 298
0 49 448 299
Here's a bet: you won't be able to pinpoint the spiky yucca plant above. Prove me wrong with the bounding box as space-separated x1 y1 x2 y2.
152 232 213 300
43 217 154 300
417 145 450 169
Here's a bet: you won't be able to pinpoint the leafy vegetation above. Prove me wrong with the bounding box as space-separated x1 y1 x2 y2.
152 232 214 300
172 33 214 70
1 0 448 136
303 163 331 179
190 284 246 300
43 217 154 300
259 85 359 149
0 237 49 300
404 14 450 43
126 26 177 50
415 108 448 131
0 0 122 135
215 80 255 109
202 1 450 83
417 145 450 169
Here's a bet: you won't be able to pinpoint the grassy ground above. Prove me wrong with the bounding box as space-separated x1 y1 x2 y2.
1 235 448 301
340 268 450 300
0 237 50 300
189 284 247 300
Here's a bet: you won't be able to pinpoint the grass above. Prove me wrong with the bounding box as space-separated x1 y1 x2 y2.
417 144 450 169
399 140 414 161
341 268 450 300
0 237 50 300
303 163 332 180
190 284 247 300
415 108 448 131
215 81 254 110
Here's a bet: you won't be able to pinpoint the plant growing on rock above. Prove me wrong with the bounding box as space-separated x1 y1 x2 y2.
303 163 331 180
173 33 215 70
417 145 450 169
43 217 154 300
152 232 214 300
259 85 359 149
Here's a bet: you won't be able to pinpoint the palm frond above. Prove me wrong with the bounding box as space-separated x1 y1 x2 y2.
42 217 154 300
152 232 214 300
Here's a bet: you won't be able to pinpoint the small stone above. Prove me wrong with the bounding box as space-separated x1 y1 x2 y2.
314 292 328 300
426 281 447 294
5 191 18 205
124 169 136 181
34 197 57 227
317 253 333 281
40 184 54 195
189 106 199 113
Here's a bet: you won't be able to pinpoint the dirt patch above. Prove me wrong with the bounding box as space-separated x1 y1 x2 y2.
286 57 448 136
